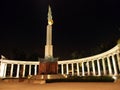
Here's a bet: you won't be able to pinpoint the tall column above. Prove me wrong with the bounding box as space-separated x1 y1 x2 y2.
87 61 90 76
22 64 26 77
116 53 120 72
16 64 20 78
97 60 101 76
45 6 53 58
107 57 112 75
92 61 96 76
71 63 74 76
112 55 117 75
77 63 80 76
102 58 106 75
29 65 31 75
61 64 64 74
34 65 37 75
82 62 85 76
10 64 14 77
66 64 69 75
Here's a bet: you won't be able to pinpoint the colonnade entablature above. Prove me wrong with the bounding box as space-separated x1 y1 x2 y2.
0 44 120 78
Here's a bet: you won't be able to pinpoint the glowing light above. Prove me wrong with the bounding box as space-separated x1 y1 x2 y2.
48 20 53 25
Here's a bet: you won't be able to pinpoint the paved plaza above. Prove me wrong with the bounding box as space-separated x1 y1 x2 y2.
0 81 120 90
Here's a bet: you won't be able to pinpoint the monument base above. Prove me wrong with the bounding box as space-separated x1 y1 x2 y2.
29 58 67 84
39 58 58 74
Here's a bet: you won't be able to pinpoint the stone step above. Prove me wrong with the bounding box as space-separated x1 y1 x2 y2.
31 74 66 80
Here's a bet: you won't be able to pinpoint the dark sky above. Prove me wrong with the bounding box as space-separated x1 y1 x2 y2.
0 0 120 60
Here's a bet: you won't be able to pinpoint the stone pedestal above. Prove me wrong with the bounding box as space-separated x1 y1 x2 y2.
39 58 58 75
29 58 66 83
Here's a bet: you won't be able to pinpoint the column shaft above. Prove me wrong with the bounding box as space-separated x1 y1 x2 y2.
77 63 80 76
34 65 37 75
92 61 96 76
82 62 85 76
87 61 90 76
16 64 20 78
71 63 74 76
97 60 101 76
102 58 106 75
66 64 69 75
107 57 112 75
22 64 26 77
112 55 117 75
10 64 14 77
3 64 7 78
61 64 64 74
0 63 6 77
116 53 120 72
29 65 31 75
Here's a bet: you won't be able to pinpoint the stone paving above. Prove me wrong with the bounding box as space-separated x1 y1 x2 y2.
0 81 120 90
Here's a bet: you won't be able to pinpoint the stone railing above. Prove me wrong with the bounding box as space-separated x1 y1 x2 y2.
0 44 120 78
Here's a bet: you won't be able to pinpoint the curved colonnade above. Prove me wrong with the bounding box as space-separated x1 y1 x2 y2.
0 44 120 78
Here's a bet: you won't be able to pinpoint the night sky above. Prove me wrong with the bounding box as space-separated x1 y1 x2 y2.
0 0 120 60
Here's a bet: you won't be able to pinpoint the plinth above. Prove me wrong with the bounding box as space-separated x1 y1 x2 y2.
29 58 66 84
39 58 58 74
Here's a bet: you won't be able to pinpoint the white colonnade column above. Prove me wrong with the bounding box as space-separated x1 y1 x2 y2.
34 65 37 75
29 65 31 75
71 63 74 76
0 62 6 78
92 61 96 76
77 63 80 76
66 64 69 75
61 64 64 74
107 57 112 75
97 60 101 76
112 55 117 75
86 61 90 76
116 53 120 72
3 64 7 78
16 64 20 78
22 64 26 77
102 58 106 75
82 62 85 76
10 64 14 77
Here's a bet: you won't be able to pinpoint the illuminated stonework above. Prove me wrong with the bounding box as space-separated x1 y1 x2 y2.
45 6 53 59
39 6 58 75
0 5 120 79
0 44 120 78
48 19 53 25
48 6 53 25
